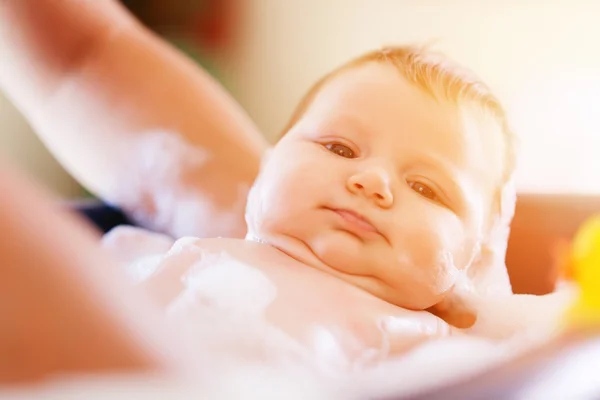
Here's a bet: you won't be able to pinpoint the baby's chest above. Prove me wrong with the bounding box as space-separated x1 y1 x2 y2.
153 241 390 352
175 248 376 322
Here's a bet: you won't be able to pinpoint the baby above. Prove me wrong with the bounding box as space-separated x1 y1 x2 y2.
102 46 539 367
1 0 572 379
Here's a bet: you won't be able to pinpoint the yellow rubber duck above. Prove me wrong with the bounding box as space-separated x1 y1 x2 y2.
564 215 600 326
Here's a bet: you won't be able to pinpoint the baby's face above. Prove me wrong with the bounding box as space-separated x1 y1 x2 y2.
246 62 505 310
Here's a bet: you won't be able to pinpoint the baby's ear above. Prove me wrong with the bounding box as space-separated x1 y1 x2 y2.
431 240 513 330
466 244 513 296
466 176 518 296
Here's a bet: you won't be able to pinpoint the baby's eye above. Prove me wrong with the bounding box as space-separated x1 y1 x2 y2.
409 181 439 202
324 143 356 158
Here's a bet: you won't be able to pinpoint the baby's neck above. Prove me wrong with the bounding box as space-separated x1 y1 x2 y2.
244 232 330 273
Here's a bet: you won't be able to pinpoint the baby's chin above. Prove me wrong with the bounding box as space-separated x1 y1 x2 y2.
293 242 450 311
308 236 454 304
249 228 456 311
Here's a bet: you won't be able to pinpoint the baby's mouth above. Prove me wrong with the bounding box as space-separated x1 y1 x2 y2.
326 207 383 239
334 209 378 232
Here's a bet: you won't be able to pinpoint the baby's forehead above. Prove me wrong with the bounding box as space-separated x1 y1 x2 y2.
303 64 504 179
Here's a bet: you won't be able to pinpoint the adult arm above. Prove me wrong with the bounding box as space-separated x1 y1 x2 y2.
0 0 269 238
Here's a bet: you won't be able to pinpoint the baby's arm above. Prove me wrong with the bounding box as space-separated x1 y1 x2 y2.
0 0 269 238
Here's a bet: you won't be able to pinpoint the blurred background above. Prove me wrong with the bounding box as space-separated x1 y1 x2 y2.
1 0 599 198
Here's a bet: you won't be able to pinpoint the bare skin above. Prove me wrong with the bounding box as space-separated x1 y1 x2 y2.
0 0 575 384
0 160 199 383
0 0 268 238
0 158 455 382
139 237 454 362
0 0 453 379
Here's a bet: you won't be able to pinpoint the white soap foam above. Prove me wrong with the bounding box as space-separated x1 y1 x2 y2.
107 130 249 239
174 251 278 317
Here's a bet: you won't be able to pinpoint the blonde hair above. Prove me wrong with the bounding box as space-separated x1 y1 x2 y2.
280 45 516 185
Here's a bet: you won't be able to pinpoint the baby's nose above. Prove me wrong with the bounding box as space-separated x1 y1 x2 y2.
347 169 394 208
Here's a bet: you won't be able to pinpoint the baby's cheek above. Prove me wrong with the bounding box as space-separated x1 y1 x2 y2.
246 177 292 238
247 156 322 239
403 212 467 285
